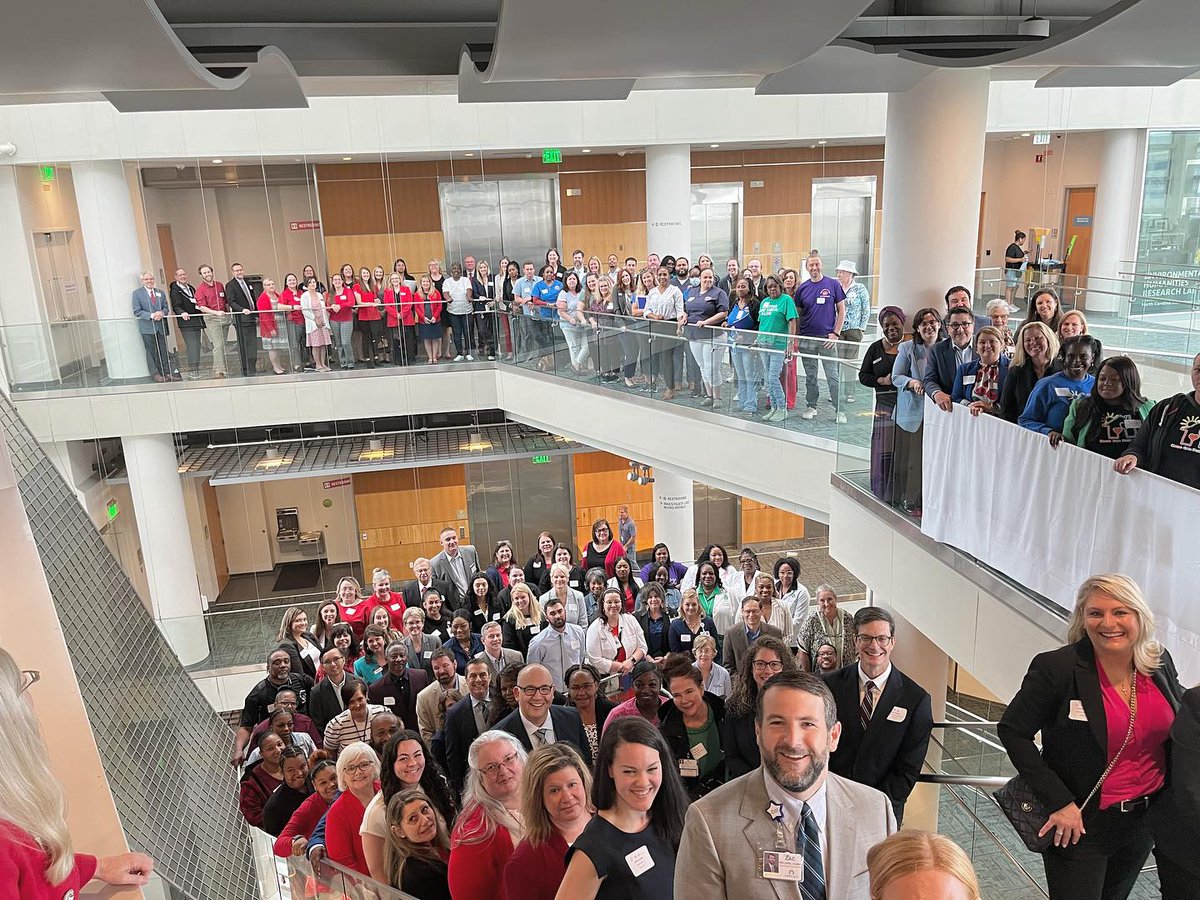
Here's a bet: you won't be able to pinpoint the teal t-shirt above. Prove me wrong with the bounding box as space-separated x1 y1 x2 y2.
756 294 798 349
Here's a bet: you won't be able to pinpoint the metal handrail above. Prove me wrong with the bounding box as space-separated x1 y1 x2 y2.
918 773 1009 788
932 720 998 729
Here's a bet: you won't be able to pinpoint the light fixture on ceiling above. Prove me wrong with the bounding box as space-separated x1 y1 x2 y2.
359 437 394 461
460 432 493 452
581 148 591 153
710 144 720 148
342 156 352 161
525 153 533 159
1018 15 1050 37
212 158 223 164
1021 132 1031 137
255 447 294 470
627 461 654 486
817 140 828 145
464 152 474 157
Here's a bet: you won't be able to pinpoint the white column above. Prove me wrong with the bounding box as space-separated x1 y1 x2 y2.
123 434 209 665
70 160 148 380
652 468 694 563
885 601 948 833
1086 129 1147 314
646 144 692 259
879 70 990 317
0 166 56 388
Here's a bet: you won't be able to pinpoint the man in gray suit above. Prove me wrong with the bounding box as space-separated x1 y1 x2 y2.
429 526 480 607
132 271 175 382
474 621 523 681
676 671 896 900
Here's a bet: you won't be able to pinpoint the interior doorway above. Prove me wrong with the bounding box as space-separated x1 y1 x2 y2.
1063 187 1096 277
439 178 559 267
811 176 877 277
690 183 742 265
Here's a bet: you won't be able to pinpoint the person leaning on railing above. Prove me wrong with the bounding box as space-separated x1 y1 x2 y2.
1056 356 1154 458
1114 350 1200 491
999 320 1061 424
858 305 905 501
890 307 941 514
1019 335 1096 443
997 574 1183 900
950 326 1010 416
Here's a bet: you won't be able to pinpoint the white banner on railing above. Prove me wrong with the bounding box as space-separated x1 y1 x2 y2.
920 398 1200 684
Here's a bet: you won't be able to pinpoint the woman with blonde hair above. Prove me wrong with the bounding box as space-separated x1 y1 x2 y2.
503 743 594 900
998 574 1182 899
383 788 452 898
0 648 154 896
501 582 543 656
867 831 980 899
276 605 320 679
1000 320 1061 423
334 574 371 639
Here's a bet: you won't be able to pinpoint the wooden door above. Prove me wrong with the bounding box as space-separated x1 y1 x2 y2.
203 479 230 593
157 224 178 283
1063 188 1095 276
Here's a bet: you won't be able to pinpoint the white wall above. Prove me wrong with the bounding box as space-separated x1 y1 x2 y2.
979 130 1107 266
13 165 95 321
214 475 358 575
181 477 220 608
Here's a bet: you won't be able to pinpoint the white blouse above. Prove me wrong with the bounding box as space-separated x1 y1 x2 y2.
584 614 648 674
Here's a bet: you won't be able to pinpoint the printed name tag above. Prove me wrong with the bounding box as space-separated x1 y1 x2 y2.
474 609 485 617
568 641 580 652
816 297 826 304
390 603 401 611
384 696 395 706
690 742 708 760
962 375 976 385
680 758 700 777
680 633 693 643
625 845 656 878
761 851 805 882
887 706 908 723
1069 700 1088 721
570 580 580 588
492 613 501 621
1054 387 1073 397
872 357 883 365
529 625 540 634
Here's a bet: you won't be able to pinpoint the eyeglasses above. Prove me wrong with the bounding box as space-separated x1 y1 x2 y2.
855 634 893 647
19 670 40 694
480 751 520 777
345 760 376 774
752 660 784 673
519 685 554 697
947 322 972 331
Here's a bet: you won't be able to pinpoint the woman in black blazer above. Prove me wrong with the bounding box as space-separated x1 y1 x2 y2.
998 574 1183 900
720 635 798 779
276 606 320 679
1151 686 1200 899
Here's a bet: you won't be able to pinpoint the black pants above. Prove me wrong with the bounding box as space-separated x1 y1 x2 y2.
361 318 385 366
1042 804 1153 900
653 342 682 390
1154 849 1196 900
233 322 258 375
178 327 202 371
142 331 169 378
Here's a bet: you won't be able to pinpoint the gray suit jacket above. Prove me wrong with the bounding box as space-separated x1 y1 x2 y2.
429 546 480 606
473 647 524 682
132 286 170 335
676 769 896 900
722 623 784 672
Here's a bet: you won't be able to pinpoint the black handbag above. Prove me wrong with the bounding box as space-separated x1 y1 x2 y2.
994 674 1137 854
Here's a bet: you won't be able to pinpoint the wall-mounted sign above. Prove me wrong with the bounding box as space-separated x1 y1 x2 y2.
323 477 351 489
531 454 552 464
289 220 320 231
542 148 562 164
105 498 119 521
1072 215 1092 227
1032 132 1051 145
39 165 56 183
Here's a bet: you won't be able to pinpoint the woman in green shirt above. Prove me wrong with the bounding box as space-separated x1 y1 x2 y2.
1058 356 1154 459
754 275 798 422
658 653 725 800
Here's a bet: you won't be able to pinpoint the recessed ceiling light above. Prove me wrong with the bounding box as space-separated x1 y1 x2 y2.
1021 132 1031 137
581 148 591 153
212 158 223 164
710 144 720 148
818 140 828 145
342 156 352 161
525 153 533 159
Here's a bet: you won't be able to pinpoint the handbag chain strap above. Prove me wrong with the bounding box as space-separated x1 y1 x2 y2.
1080 666 1138 811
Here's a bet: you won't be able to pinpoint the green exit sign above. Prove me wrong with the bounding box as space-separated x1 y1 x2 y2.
105 498 119 521
541 149 562 165
39 165 56 183
531 454 552 464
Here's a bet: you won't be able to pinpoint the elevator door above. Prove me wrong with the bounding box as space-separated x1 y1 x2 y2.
810 177 876 276
439 178 558 267
691 183 741 265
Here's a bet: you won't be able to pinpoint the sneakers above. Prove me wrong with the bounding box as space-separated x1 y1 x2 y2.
466 355 475 361
768 408 787 422
801 407 818 420
454 355 465 362
845 395 856 403
836 411 847 424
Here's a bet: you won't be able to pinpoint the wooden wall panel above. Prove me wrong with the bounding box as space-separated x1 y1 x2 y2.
740 499 807 545
560 170 646 225
319 180 390 235
561 224 646 263
353 467 468 581
743 215 812 270
316 163 443 236
382 178 442 233
324 232 446 272
571 451 654 553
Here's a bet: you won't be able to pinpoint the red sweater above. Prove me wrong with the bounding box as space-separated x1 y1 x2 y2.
372 591 407 629
279 288 304 326
0 822 98 900
328 287 356 322
337 598 376 640
239 762 283 828
449 806 514 900
356 286 383 321
273 791 331 857
326 788 375 876
503 831 568 900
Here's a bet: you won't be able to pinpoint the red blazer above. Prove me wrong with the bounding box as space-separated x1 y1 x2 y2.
413 290 444 325
503 832 568 900
449 806 514 900
279 288 304 325
0 823 98 900
326 788 375 876
273 791 331 857
256 291 281 337
384 285 417 327
371 591 407 629
356 286 383 321
337 598 377 640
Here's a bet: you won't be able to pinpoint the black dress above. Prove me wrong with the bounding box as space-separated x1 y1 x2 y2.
858 338 899 501
400 853 451 900
567 814 676 899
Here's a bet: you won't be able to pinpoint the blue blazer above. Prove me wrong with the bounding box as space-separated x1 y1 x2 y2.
951 356 1010 405
923 338 972 399
132 286 170 335
891 340 931 433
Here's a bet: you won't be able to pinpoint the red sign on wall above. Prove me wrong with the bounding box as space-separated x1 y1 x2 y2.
1034 154 1044 164
323 477 351 489
289 220 321 231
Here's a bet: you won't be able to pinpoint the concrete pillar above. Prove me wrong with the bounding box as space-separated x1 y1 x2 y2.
123 434 209 665
652 468 695 564
0 166 56 388
0 429 143 898
885 600 948 833
879 70 990 317
646 144 692 260
1086 129 1148 314
70 160 149 380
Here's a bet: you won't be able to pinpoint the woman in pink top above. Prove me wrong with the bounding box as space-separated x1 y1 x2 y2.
602 661 666 732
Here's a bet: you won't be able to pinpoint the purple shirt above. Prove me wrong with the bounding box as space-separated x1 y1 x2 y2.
795 276 845 337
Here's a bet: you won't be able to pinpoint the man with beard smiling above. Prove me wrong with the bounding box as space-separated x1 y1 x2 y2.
675 671 895 899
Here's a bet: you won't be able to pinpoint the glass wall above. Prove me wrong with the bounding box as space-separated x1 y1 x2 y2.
1134 130 1200 314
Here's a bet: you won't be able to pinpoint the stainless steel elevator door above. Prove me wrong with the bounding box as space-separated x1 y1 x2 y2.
811 176 877 277
439 178 558 268
465 456 573 565
691 183 742 266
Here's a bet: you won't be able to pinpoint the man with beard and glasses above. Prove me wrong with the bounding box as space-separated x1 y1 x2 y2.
675 671 895 899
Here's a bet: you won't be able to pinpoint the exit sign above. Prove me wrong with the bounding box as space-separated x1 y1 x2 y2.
105 498 119 521
531 454 552 464
39 165 55 183
542 149 562 164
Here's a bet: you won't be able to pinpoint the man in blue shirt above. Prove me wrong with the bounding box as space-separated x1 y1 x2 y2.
795 253 847 422
531 264 563 370
512 261 540 363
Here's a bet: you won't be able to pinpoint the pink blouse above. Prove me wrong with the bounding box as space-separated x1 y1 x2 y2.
1098 667 1174 808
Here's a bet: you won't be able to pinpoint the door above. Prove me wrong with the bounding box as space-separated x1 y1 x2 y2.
811 177 877 277
465 457 573 563
690 183 742 265
693 483 739 555
203 478 230 593
157 224 179 284
439 178 558 266
1063 187 1095 276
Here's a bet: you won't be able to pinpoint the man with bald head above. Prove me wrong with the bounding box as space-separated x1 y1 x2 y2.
493 663 592 765
402 556 452 610
369 711 401 757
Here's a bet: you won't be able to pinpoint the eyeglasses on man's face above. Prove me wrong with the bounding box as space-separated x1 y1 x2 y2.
518 685 554 697
855 634 893 647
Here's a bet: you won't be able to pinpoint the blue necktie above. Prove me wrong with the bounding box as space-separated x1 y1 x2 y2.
798 801 825 900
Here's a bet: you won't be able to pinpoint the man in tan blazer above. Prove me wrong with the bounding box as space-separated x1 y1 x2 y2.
676 671 896 900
